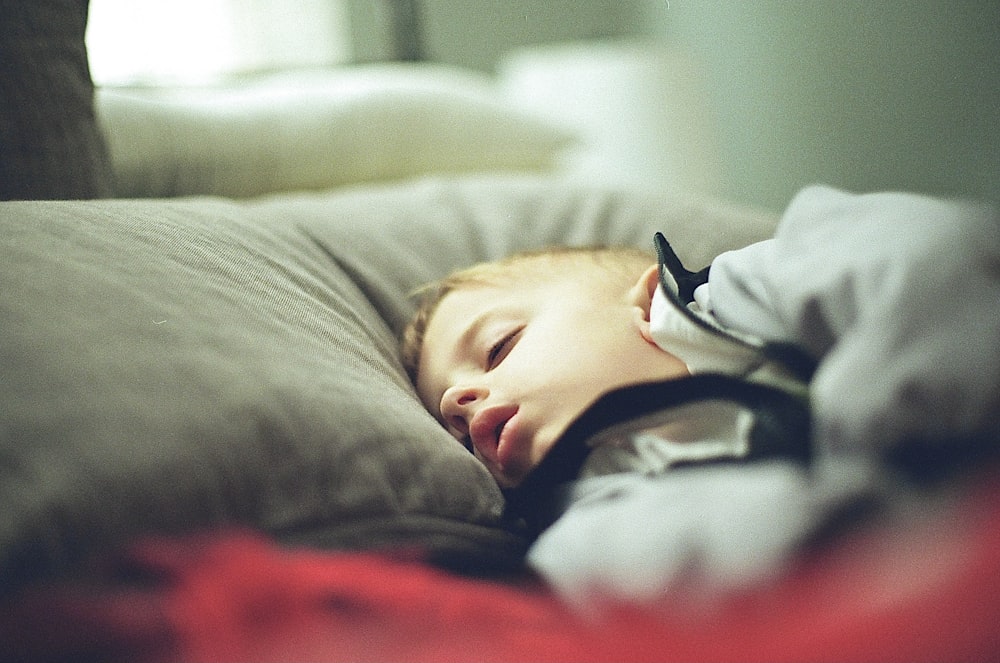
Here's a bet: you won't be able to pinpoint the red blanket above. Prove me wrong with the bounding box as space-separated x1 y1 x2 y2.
4 475 1000 663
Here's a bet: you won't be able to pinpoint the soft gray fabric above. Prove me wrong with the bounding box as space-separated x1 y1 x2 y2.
252 174 777 334
0 0 114 200
710 186 1000 455
0 174 778 588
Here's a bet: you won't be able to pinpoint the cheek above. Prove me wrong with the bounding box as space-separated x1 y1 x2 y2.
501 317 654 404
578 334 675 394
516 346 623 405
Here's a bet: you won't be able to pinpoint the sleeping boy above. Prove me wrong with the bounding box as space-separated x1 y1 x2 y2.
401 185 1000 604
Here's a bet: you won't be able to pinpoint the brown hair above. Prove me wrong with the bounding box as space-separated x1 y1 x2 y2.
400 245 653 384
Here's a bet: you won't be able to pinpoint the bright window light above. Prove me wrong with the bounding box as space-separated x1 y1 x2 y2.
86 0 352 85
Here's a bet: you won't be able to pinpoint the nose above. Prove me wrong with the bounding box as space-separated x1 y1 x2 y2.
440 384 488 436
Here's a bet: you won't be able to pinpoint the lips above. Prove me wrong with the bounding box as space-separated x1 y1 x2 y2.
468 404 519 466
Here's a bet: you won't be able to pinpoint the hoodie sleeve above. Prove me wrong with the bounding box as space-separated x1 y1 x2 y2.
706 185 1000 459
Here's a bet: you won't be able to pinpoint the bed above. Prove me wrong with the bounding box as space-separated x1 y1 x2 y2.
2 5 999 662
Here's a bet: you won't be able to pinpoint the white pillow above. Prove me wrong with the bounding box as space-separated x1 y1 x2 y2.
96 64 575 198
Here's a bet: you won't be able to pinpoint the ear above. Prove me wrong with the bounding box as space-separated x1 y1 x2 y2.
627 264 660 346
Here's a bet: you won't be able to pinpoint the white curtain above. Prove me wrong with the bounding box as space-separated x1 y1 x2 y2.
86 0 352 85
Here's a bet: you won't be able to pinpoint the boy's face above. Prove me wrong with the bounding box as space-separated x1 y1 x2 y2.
416 265 689 488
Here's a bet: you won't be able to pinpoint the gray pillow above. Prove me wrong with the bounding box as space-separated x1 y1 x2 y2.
256 175 777 334
0 174 777 589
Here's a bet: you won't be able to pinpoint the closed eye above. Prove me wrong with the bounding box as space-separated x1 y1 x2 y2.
487 326 523 370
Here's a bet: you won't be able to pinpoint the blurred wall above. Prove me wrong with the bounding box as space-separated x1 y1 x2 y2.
409 0 998 210
416 0 652 72
648 0 1000 209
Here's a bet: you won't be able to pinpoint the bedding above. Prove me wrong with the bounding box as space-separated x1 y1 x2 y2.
5 178 996 662
95 65 574 198
4 470 1000 662
0 174 778 592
